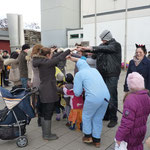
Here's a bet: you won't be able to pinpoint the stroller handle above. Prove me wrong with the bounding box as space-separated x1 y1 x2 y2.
20 88 38 101
10 87 38 95
10 88 28 94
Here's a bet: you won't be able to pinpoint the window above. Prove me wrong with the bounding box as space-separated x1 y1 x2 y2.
80 34 83 38
70 34 79 39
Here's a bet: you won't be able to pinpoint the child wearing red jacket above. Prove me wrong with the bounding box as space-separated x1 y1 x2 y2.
63 86 84 131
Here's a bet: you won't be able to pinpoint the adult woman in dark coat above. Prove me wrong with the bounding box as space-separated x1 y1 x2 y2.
124 44 150 92
32 47 70 140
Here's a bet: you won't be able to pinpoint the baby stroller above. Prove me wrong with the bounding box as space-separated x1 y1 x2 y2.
0 87 37 148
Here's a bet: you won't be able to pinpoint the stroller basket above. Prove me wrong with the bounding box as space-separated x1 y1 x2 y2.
0 121 26 140
0 87 38 147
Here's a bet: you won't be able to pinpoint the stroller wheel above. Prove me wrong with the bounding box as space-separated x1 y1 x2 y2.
16 136 28 147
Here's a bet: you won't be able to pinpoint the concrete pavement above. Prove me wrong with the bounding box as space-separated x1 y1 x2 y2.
0 69 149 150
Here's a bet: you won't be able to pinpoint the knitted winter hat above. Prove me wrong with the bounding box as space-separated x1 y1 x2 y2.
22 44 30 51
56 72 64 81
10 51 19 59
65 73 73 83
127 72 145 91
99 30 112 41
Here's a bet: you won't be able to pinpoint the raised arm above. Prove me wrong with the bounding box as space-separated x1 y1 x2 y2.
77 42 121 54
45 49 70 67
4 58 19 66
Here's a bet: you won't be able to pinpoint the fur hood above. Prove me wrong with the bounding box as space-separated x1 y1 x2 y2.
32 55 49 68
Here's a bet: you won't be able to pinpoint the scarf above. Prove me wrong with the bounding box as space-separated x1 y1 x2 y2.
133 56 142 66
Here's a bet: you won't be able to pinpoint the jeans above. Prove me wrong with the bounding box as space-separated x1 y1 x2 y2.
103 76 119 122
20 78 28 88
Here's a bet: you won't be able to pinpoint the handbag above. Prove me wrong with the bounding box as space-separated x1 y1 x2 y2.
9 67 20 82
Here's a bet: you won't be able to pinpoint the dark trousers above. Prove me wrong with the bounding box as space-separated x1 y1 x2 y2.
2 68 9 86
41 102 55 120
103 76 119 122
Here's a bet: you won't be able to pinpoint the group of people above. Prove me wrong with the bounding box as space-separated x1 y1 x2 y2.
1 29 150 149
76 30 150 149
0 50 11 86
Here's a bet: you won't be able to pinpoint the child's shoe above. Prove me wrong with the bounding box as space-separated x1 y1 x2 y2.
69 123 75 130
56 114 61 121
66 122 71 127
93 142 100 148
92 137 101 148
82 136 93 143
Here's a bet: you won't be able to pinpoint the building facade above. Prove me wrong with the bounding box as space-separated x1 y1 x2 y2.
41 0 81 48
24 30 41 46
67 28 83 47
41 0 150 61
0 29 41 53
81 0 150 61
0 29 10 53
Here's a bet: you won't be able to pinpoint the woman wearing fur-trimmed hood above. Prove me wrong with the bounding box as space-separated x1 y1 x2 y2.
32 47 70 141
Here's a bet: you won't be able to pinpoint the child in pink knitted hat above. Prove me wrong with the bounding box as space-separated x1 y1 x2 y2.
127 72 145 91
115 72 150 150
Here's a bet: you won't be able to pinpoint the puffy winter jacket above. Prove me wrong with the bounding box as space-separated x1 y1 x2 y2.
115 90 150 150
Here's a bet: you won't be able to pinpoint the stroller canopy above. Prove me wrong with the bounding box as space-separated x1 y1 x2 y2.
0 87 35 119
0 87 23 109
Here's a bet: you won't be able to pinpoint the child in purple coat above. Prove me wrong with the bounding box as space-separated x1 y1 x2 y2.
115 72 150 150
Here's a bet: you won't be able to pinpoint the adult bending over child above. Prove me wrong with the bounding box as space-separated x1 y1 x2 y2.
67 55 110 148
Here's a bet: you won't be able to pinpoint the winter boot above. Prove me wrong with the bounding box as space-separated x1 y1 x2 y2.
41 117 58 140
107 120 117 128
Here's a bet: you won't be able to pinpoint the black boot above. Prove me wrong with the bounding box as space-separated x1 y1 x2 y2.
41 117 58 140
107 120 117 128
